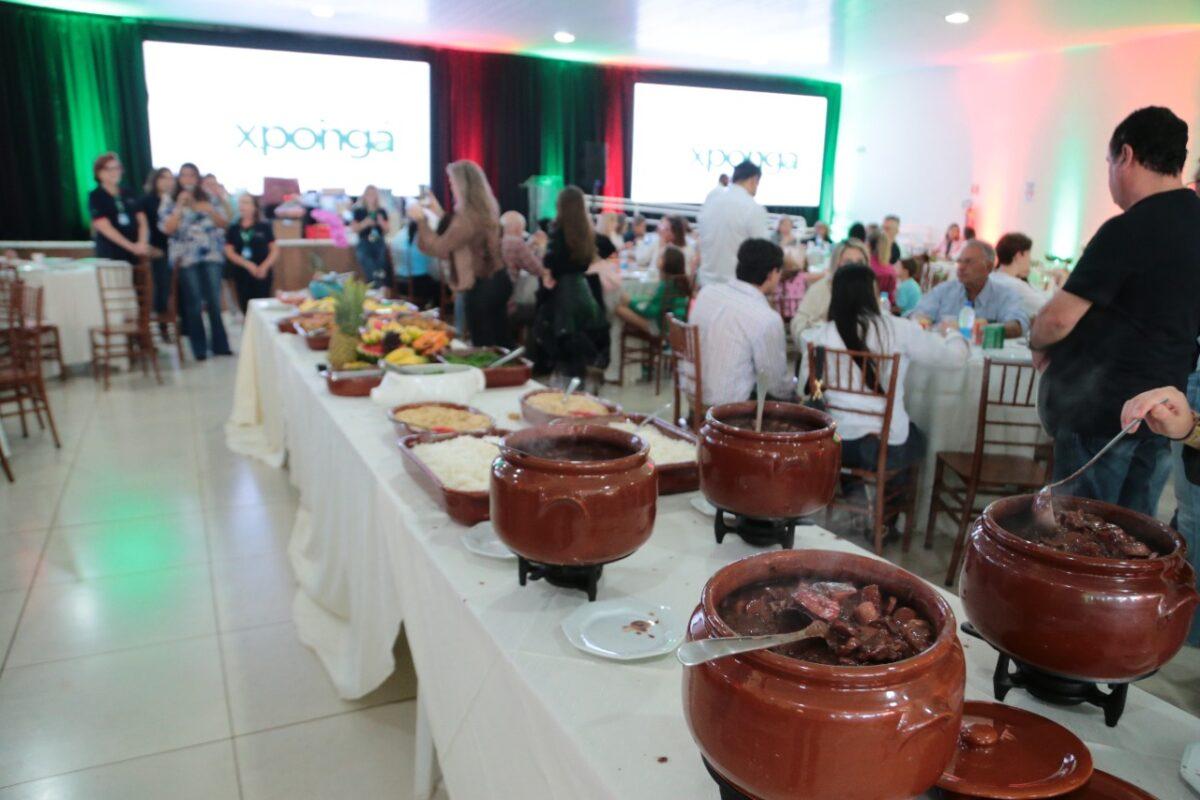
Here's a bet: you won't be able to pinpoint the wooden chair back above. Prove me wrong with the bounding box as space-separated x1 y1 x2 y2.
0 268 18 332
969 357 1048 473
8 283 45 374
667 313 704 430
806 343 902 476
96 263 151 330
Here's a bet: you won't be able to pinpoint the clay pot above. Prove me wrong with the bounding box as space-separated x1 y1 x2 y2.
323 369 383 397
683 549 965 800
698 401 840 519
960 494 1200 683
490 424 657 566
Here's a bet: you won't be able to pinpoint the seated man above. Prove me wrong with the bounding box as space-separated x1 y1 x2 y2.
909 239 1029 338
690 238 796 407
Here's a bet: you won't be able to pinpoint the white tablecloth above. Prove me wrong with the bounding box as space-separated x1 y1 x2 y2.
17 259 118 366
228 301 1198 800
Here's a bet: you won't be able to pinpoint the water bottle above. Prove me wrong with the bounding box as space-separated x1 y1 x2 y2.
879 292 891 314
958 300 975 340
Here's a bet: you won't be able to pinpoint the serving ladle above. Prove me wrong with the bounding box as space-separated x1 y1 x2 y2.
489 346 526 368
562 375 582 401
1031 398 1169 530
635 402 674 431
676 620 829 667
754 371 769 432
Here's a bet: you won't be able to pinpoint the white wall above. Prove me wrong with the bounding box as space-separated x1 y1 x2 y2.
832 29 1200 259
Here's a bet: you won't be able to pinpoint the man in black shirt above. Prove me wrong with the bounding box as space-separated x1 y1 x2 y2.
1031 106 1200 516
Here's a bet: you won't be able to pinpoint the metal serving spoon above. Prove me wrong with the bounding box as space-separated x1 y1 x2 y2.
489 346 526 368
1031 398 1169 530
754 371 769 432
636 402 674 430
562 375 582 401
676 621 829 667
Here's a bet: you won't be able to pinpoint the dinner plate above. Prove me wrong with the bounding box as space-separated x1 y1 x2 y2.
690 496 717 517
462 521 516 560
561 600 684 661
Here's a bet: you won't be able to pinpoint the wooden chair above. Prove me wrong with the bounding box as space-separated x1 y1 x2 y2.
616 286 686 393
0 283 61 451
807 344 917 556
925 357 1050 586
89 263 162 390
152 264 186 362
667 314 705 431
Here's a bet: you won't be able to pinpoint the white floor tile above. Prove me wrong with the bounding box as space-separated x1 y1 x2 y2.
0 740 240 800
211 551 296 632
221 621 410 736
0 529 47 593
0 637 230 786
201 459 296 510
7 563 216 667
205 501 296 561
38 513 210 586
0 488 61 534
54 478 203 528
0 587 26 657
235 702 417 800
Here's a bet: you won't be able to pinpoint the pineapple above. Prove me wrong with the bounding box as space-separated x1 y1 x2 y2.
329 278 368 368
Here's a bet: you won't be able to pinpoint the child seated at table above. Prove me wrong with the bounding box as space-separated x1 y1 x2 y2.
615 245 691 336
896 258 923 316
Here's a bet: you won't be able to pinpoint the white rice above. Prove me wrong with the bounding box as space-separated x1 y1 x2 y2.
607 421 697 465
410 436 502 492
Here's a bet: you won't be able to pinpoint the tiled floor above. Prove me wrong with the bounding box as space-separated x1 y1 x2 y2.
1 325 1197 797
0 338 425 798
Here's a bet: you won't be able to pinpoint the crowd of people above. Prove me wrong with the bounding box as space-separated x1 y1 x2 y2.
88 106 1200 646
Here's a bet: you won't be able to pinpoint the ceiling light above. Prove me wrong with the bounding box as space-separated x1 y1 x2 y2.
310 5 335 18
553 31 576 44
945 11 970 24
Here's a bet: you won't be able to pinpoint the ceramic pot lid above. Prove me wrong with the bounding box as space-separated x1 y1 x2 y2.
936 701 1093 799
1058 770 1157 800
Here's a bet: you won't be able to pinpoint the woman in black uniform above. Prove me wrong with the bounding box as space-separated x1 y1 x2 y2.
223 194 278 313
89 152 149 263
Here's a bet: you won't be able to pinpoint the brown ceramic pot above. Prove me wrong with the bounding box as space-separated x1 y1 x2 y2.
323 369 383 397
698 401 840 519
490 424 657 565
960 494 1200 683
683 549 965 800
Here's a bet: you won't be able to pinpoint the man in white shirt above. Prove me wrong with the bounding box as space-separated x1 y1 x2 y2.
696 160 770 287
690 238 796 406
990 232 1051 318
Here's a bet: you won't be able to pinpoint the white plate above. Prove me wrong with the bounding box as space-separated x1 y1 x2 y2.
462 521 516 560
561 600 684 661
690 496 717 517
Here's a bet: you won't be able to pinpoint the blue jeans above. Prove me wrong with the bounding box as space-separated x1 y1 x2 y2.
1052 430 1171 518
1172 370 1200 646
150 256 171 315
178 261 230 359
356 239 390 287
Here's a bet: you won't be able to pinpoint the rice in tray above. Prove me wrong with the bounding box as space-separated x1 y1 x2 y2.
608 421 697 465
410 436 502 493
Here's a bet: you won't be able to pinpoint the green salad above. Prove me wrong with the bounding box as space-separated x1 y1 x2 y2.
442 351 501 368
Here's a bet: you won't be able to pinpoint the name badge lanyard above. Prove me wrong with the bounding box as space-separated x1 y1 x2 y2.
240 227 255 261
114 195 131 228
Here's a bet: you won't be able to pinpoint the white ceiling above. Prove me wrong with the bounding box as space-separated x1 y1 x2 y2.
24 0 1200 80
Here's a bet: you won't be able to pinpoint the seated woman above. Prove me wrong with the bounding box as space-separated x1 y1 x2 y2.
895 258 923 315
789 238 870 340
808 263 969 475
615 245 691 336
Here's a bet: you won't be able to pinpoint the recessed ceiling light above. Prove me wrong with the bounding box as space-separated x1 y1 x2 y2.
553 31 576 44
310 5 335 18
945 11 970 24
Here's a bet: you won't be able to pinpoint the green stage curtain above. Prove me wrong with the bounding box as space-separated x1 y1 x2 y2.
0 4 151 240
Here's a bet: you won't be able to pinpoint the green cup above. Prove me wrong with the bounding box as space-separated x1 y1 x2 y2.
983 324 1005 349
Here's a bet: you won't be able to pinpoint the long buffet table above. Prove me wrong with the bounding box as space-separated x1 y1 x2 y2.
227 299 1199 800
